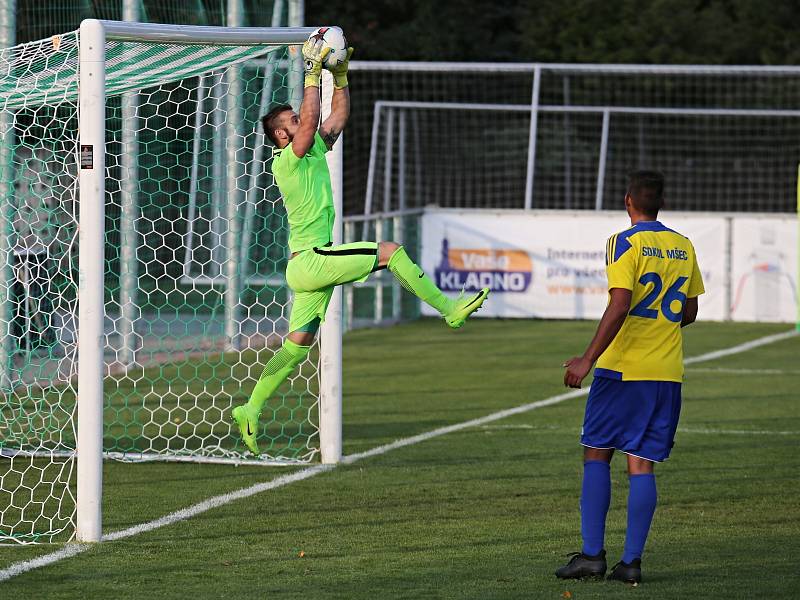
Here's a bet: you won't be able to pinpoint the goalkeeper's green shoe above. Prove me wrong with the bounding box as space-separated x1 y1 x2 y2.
444 287 490 329
232 404 261 456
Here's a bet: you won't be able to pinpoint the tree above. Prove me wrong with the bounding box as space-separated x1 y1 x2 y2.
306 0 800 64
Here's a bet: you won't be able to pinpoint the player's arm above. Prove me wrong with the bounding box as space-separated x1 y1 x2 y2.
291 39 331 158
319 86 350 150
682 249 703 327
563 288 632 388
681 296 698 327
290 86 321 158
319 47 353 150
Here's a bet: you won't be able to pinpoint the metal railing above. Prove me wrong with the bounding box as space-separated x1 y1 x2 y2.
342 208 424 330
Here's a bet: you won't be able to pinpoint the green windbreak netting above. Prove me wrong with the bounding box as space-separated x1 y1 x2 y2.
0 30 281 110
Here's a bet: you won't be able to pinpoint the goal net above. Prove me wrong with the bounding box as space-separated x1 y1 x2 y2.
0 22 328 543
349 62 800 215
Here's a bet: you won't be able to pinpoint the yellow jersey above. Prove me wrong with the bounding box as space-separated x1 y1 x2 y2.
595 220 705 382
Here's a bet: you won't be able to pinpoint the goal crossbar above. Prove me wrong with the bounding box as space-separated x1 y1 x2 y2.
99 21 316 45
370 99 800 118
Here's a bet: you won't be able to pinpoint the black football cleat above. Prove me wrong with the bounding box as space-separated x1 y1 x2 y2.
607 558 642 584
555 550 607 580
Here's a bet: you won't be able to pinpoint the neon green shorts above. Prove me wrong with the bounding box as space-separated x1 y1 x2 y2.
285 241 379 332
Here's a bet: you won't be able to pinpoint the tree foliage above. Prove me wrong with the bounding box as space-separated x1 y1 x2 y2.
306 0 800 64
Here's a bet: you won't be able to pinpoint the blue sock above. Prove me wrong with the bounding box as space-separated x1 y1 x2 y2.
622 473 657 563
580 460 611 556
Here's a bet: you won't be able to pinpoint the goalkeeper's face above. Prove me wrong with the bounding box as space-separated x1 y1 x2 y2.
274 110 301 147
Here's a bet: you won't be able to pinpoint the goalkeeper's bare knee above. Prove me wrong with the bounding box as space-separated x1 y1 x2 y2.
287 330 316 346
378 241 401 267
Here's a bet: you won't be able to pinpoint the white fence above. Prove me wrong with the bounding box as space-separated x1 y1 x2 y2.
347 62 800 215
343 209 424 330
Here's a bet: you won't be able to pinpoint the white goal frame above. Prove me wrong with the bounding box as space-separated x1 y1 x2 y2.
76 19 342 542
350 61 800 215
363 98 800 216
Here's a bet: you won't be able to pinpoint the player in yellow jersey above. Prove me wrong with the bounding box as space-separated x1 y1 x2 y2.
232 36 489 456
556 171 704 584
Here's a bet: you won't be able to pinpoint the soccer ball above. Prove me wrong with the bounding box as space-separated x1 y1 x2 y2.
307 26 348 69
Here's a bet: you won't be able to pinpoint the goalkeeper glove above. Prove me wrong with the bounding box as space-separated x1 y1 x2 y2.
302 38 331 88
329 47 354 89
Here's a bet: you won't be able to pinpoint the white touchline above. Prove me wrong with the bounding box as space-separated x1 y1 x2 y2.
476 424 799 436
341 388 588 465
0 328 797 583
678 427 799 436
682 329 797 364
686 367 800 375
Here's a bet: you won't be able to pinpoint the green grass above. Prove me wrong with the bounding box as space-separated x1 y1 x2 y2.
1 319 799 598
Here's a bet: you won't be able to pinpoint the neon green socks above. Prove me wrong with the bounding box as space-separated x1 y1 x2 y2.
387 246 454 315
246 339 311 414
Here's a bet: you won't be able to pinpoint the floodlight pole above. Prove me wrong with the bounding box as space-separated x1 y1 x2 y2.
288 0 304 106
238 0 285 277
118 0 141 366
224 0 245 351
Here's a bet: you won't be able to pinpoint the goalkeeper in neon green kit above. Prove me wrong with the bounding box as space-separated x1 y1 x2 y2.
232 37 490 455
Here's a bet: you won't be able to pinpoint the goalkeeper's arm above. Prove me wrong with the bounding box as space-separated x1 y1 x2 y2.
290 85 321 158
320 47 353 150
319 86 350 150
291 38 331 158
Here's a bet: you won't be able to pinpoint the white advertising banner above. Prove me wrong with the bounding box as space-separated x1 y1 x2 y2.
730 217 798 322
420 209 728 321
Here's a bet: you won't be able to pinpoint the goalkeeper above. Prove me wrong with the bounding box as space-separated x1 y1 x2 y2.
232 38 489 455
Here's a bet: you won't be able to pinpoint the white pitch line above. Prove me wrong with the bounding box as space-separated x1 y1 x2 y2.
0 465 334 581
686 367 800 375
0 328 796 583
103 464 334 542
678 426 799 436
683 329 797 365
478 424 800 436
341 389 588 465
0 543 88 580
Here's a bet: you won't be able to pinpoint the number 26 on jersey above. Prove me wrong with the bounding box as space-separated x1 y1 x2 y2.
629 272 687 322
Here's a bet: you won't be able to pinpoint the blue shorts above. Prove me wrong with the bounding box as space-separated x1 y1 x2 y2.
581 376 682 462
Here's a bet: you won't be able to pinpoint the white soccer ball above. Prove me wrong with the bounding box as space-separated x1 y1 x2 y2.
308 26 348 69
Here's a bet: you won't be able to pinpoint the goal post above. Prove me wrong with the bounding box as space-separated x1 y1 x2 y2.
319 77 344 464
0 19 345 544
77 19 344 541
76 18 106 544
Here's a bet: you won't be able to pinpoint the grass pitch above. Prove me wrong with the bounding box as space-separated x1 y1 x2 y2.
0 319 798 598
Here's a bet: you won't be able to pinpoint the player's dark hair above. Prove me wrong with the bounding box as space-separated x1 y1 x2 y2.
261 104 293 146
626 170 665 217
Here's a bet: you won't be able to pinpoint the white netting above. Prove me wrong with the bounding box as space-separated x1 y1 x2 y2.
0 28 316 543
348 63 800 214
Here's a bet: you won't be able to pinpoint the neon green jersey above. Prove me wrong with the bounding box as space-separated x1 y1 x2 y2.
595 220 705 382
272 132 334 253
